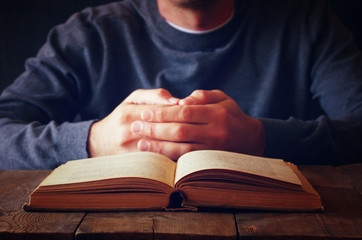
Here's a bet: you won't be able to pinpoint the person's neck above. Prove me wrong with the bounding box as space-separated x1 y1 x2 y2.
157 0 234 31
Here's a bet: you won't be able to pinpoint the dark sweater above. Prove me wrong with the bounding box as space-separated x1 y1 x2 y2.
0 0 361 169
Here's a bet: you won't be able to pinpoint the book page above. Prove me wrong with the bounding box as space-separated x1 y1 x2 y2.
40 152 176 188
174 150 301 185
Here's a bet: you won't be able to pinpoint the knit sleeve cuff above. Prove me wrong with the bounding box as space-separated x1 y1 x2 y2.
54 119 96 165
259 117 319 163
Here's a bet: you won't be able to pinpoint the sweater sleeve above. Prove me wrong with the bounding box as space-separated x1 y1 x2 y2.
0 118 94 169
261 2 362 165
0 11 101 170
261 115 362 165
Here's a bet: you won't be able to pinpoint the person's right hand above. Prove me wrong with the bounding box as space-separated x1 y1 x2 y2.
87 89 179 158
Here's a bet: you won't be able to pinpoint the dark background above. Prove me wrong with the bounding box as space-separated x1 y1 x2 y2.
0 0 361 92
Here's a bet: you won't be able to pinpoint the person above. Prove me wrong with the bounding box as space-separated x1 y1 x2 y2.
0 0 361 170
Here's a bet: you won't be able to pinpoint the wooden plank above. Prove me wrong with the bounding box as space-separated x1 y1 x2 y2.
0 170 50 210
152 212 236 240
315 186 362 216
314 186 362 239
298 165 353 189
236 212 328 239
301 165 362 239
236 165 362 239
76 211 237 240
0 211 84 240
76 212 154 240
0 170 85 240
337 163 362 194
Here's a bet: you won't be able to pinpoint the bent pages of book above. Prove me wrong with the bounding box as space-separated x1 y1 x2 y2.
24 150 323 212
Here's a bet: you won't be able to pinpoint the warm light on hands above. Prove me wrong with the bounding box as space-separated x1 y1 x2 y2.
87 89 180 158
130 89 266 160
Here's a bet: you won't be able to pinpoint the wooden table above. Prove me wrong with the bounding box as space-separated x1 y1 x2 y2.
0 164 361 240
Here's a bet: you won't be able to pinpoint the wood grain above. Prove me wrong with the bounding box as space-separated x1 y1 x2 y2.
0 170 50 210
151 211 236 240
314 186 362 239
236 165 362 239
0 211 84 240
301 165 362 239
298 166 353 188
0 170 85 240
337 164 362 194
76 211 236 240
76 212 154 240
236 212 328 239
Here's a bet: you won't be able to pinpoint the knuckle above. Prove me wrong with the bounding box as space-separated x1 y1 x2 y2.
212 89 224 95
117 110 131 123
178 106 191 121
144 124 154 137
154 141 164 154
155 88 169 97
154 109 164 121
192 89 207 99
173 125 188 141
133 89 143 94
131 89 146 99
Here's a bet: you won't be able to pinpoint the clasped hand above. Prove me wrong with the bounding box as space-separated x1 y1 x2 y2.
88 89 265 160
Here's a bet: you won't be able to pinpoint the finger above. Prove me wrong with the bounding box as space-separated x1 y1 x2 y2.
131 121 207 142
113 104 154 123
140 105 212 123
137 139 206 160
124 88 180 105
179 89 228 105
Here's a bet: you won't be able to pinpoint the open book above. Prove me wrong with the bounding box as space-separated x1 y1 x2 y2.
24 150 322 212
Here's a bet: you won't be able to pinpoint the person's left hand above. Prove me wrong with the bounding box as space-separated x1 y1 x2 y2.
130 90 266 160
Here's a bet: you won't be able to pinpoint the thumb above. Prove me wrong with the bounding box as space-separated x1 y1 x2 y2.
179 89 228 105
124 89 180 105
